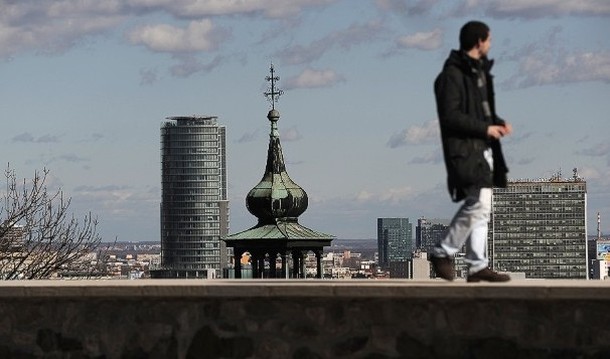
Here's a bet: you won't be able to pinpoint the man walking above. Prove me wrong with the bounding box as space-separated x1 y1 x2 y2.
431 21 512 282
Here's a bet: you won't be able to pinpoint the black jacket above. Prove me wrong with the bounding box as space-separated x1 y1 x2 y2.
434 50 508 202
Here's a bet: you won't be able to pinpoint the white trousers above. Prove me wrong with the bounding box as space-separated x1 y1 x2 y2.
434 188 492 274
434 148 493 274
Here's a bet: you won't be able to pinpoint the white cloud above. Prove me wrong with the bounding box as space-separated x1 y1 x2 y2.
379 186 416 203
517 157 535 166
355 186 416 204
453 0 610 18
12 133 61 143
169 54 224 77
578 142 610 158
276 21 383 65
72 183 159 217
284 68 345 89
127 19 228 53
410 150 443 165
281 126 303 141
506 50 610 88
355 190 374 202
0 1 124 58
566 52 610 82
375 0 438 15
237 129 261 144
484 0 610 18
127 0 337 19
500 27 610 88
387 120 439 148
0 0 338 58
396 28 443 51
56 154 90 164
577 166 601 181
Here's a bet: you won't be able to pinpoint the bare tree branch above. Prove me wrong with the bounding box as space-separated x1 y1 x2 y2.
0 165 103 279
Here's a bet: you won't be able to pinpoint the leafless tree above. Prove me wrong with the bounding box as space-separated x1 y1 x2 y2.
0 165 103 279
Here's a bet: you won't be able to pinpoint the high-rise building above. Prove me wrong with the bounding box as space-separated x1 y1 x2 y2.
377 218 412 272
155 116 229 279
491 170 587 279
415 217 450 253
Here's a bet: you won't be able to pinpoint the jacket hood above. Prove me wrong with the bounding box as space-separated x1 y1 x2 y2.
444 49 494 73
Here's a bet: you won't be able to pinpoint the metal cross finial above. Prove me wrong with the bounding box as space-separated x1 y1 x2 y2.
264 63 283 110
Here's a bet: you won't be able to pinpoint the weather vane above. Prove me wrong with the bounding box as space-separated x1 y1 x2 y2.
264 63 283 110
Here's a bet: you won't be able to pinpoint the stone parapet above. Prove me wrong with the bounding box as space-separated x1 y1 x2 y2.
1 280 609 358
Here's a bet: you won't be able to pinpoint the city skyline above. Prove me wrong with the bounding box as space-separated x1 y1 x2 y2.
1 1 609 242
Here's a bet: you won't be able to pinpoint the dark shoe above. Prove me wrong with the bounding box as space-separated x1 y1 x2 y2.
467 268 510 283
430 256 454 281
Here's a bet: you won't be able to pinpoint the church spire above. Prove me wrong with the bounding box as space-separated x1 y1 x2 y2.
224 64 334 280
246 65 308 224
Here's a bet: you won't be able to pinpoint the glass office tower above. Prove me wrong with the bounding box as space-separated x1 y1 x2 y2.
377 218 412 269
157 116 228 278
491 172 587 279
415 217 449 253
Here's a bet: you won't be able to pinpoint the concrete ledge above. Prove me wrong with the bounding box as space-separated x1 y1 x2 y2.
2 279 610 299
1 280 610 358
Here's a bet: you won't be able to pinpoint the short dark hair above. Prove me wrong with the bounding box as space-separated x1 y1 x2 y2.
459 21 490 51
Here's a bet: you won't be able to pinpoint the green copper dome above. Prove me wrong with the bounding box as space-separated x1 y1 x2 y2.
246 109 308 224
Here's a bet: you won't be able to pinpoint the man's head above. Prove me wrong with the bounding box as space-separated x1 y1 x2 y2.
459 21 491 58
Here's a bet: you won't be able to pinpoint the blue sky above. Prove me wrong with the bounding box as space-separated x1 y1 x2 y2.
1 0 609 241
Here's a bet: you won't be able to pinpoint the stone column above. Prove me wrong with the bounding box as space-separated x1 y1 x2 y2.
299 251 306 278
281 251 288 279
268 253 276 279
258 255 266 279
292 252 300 278
234 250 242 279
251 252 259 278
315 248 323 279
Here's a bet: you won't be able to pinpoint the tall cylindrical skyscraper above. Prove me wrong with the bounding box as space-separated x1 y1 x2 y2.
156 116 229 278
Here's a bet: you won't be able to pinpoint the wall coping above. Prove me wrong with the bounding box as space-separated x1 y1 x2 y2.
1 279 610 300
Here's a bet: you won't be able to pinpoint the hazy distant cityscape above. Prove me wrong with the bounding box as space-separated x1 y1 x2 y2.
141 107 603 281
3 112 605 281
56 110 606 282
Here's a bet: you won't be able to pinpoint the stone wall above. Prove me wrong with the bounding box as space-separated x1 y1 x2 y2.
1 280 610 358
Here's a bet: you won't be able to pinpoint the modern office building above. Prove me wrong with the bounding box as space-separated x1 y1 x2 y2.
415 217 450 253
154 116 229 279
377 218 413 272
491 170 587 279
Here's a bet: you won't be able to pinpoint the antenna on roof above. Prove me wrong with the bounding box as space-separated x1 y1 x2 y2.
598 212 602 240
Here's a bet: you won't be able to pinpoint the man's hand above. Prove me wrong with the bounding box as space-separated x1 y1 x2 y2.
487 123 512 140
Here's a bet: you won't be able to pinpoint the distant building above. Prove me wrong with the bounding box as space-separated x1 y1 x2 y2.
410 251 431 280
0 224 26 252
377 218 413 273
593 239 610 279
491 170 587 279
415 217 450 253
154 116 229 279
0 224 27 279
589 213 609 279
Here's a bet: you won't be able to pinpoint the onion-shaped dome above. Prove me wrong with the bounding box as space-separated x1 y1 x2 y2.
246 109 308 223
